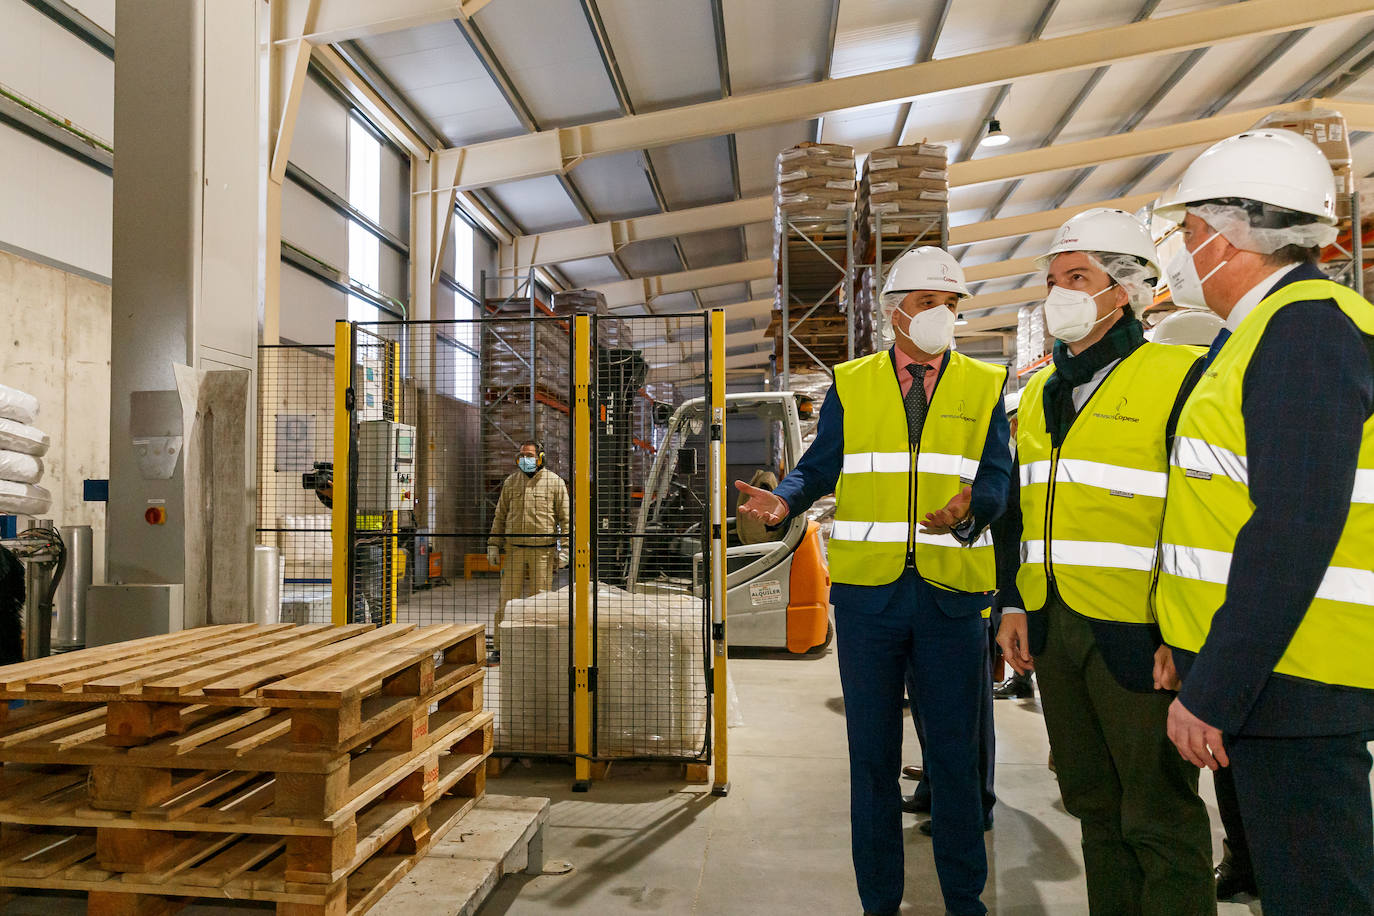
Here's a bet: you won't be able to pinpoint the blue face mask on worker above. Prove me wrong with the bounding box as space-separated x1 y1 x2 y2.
518 455 538 474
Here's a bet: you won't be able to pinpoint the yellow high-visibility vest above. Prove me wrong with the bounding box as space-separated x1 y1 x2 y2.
829 349 1006 590
1016 342 1203 623
1156 279 1374 689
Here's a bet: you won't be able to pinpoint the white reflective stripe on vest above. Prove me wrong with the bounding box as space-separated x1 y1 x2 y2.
912 528 994 550
842 451 911 474
1019 458 1163 497
916 452 981 481
1055 458 1167 498
1353 469 1374 504
1020 460 1051 488
1021 539 1156 571
1161 543 1374 607
830 520 910 543
1172 436 1248 485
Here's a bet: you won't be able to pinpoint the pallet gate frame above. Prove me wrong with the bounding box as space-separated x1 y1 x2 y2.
0 622 491 915
775 210 947 388
331 312 731 796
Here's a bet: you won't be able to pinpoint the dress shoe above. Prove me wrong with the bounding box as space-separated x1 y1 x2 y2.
900 792 931 814
901 764 924 781
993 672 1034 699
1215 841 1259 900
917 815 993 836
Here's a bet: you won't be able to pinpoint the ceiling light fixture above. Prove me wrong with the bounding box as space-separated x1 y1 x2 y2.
979 119 1011 148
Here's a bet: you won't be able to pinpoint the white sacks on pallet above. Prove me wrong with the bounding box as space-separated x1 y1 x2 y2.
0 417 49 458
0 383 50 515
0 480 51 516
497 585 708 758
0 450 42 485
774 142 857 232
0 383 38 426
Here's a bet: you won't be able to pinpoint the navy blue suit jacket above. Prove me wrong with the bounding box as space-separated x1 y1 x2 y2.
1169 262 1374 737
773 349 1013 617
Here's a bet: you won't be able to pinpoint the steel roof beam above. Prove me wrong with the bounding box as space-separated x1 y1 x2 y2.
428 0 1371 191
594 259 773 310
279 0 497 45
955 0 1061 163
893 0 954 146
498 96 1374 271
501 197 773 273
1107 25 1309 200
963 257 1042 283
576 0 710 315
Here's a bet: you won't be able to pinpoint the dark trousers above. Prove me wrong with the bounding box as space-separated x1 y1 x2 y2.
907 628 996 819
1226 730 1374 916
835 569 988 916
1035 600 1214 916
1211 766 1249 865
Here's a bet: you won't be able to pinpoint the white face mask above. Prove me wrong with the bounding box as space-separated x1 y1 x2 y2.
1042 284 1119 343
1165 231 1227 309
897 305 956 354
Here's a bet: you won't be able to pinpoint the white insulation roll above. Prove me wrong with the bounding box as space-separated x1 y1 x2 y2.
0 449 42 484
0 417 50 457
0 480 51 515
0 383 38 425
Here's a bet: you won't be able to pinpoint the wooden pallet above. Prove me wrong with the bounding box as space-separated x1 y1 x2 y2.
0 771 490 915
0 623 483 748
0 624 496 915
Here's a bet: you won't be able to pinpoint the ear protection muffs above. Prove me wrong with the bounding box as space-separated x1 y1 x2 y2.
522 440 545 469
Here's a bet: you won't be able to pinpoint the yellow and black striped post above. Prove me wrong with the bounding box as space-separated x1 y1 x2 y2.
572 314 594 791
331 320 352 626
709 308 730 796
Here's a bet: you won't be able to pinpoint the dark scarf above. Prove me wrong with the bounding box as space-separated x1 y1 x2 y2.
1043 313 1145 445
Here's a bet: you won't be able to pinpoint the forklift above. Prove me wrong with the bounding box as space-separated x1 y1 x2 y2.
626 392 832 654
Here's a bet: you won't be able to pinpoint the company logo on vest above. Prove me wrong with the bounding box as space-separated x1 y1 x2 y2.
940 399 977 423
1092 396 1141 424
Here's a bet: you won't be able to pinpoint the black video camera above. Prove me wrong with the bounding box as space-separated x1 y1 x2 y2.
301 461 333 491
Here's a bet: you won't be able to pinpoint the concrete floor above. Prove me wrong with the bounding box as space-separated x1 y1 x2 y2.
478 642 1273 916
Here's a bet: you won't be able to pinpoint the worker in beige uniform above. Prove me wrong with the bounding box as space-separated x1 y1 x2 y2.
487 439 569 664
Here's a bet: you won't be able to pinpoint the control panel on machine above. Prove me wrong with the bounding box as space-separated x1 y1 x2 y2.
357 420 417 513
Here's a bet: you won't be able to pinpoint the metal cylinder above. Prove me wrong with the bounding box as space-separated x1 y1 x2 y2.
21 521 56 661
252 545 282 626
53 525 92 652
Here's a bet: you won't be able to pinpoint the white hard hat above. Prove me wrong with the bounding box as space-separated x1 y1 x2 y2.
1149 308 1225 347
879 246 970 308
1038 207 1162 279
1155 129 1336 224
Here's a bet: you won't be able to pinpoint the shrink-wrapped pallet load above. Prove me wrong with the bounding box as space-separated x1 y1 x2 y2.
858 142 950 238
497 585 707 758
774 142 857 228
550 288 607 317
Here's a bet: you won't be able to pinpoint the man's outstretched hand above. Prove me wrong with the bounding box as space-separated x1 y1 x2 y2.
734 480 789 525
920 486 972 535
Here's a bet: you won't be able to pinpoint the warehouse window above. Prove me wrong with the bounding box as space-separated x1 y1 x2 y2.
453 215 475 294
440 319 478 404
347 115 381 322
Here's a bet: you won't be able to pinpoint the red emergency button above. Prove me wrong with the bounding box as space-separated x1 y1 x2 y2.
145 506 166 525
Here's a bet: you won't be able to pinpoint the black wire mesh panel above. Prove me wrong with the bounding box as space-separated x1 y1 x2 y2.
255 345 335 625
592 314 711 763
349 314 574 758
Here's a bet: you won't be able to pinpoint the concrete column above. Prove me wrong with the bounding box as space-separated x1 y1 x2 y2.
105 0 263 627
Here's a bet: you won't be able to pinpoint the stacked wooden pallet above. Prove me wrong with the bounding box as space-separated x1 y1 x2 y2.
0 621 492 915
